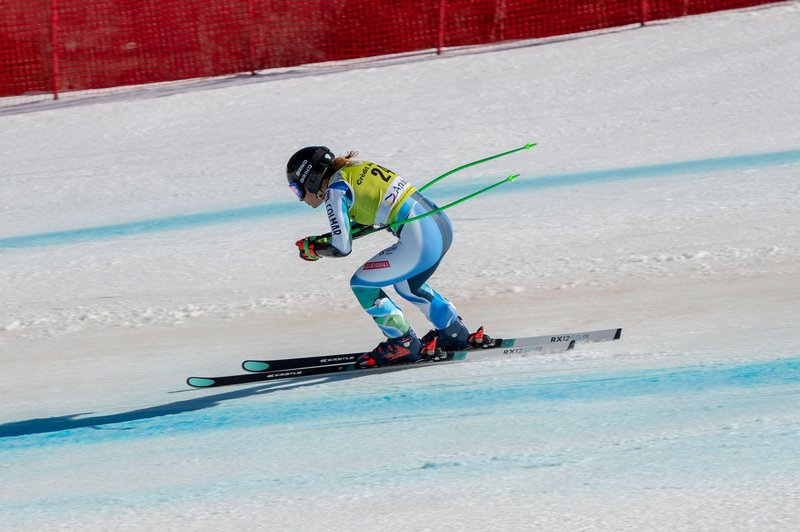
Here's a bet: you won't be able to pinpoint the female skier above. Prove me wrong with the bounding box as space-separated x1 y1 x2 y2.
286 146 474 367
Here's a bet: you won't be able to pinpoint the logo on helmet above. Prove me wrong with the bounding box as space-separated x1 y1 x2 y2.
295 159 311 183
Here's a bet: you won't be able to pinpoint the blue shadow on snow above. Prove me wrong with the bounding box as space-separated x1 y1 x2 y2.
1 357 798 443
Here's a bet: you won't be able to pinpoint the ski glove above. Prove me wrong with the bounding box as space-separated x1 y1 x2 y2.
297 234 344 261
296 236 325 261
296 222 377 261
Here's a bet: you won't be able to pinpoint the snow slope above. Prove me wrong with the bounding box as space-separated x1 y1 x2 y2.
1 3 799 530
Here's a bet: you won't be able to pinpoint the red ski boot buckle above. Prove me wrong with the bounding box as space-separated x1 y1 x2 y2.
421 337 438 358
468 326 486 346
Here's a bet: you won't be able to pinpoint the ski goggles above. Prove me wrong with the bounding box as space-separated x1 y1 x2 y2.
288 182 304 201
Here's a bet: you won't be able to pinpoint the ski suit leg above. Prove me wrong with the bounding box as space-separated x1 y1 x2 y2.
350 283 411 339
350 194 459 338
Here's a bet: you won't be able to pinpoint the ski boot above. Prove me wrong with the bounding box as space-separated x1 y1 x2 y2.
420 318 491 360
356 329 422 368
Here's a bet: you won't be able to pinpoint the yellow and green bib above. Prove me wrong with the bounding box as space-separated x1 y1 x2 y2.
331 161 416 226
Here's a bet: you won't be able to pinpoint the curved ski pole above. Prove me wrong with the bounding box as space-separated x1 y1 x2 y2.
418 142 536 192
390 174 518 231
347 174 519 240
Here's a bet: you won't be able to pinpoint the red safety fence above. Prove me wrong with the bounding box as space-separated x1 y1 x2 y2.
0 0 780 101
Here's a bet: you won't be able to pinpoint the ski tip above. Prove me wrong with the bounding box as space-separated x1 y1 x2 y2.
187 377 216 388
614 328 622 340
242 361 270 372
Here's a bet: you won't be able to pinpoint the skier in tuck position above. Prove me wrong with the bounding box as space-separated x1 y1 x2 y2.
286 146 478 368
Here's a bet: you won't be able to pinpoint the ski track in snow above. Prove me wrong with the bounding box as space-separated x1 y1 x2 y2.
2 356 799 529
1 148 799 249
3 357 799 444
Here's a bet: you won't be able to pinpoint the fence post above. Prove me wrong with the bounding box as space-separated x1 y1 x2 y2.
248 0 257 74
437 0 446 55
640 0 649 26
51 0 60 99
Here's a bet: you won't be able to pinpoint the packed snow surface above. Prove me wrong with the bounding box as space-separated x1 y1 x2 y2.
1 4 799 530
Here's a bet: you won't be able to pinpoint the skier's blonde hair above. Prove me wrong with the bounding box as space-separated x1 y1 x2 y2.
330 150 359 174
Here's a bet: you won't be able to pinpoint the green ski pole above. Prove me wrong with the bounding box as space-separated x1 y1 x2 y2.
347 173 518 241
390 174 518 231
418 142 536 192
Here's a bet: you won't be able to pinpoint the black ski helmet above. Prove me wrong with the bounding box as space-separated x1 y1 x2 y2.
286 146 335 200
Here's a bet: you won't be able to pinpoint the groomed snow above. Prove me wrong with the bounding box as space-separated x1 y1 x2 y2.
1 3 799 530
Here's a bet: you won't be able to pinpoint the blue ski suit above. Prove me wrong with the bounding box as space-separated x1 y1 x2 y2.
319 160 460 339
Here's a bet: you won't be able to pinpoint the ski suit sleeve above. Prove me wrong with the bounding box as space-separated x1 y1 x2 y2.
316 180 353 257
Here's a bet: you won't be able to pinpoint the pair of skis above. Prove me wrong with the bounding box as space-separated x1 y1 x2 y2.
186 327 622 388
